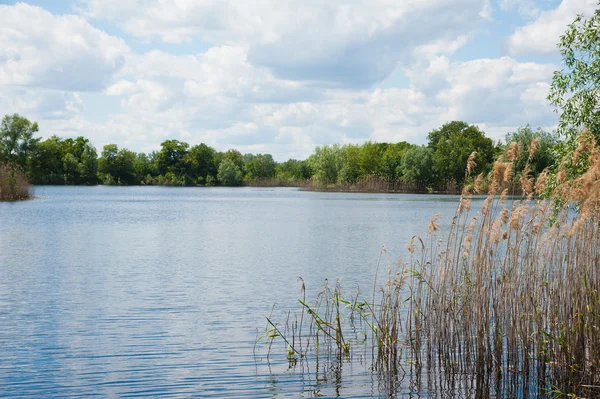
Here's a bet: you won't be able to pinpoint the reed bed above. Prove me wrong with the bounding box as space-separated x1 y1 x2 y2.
0 163 31 201
259 135 600 398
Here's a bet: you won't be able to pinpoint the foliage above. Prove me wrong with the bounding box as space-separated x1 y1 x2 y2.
504 125 558 177
0 114 40 173
307 144 343 185
245 153 276 180
0 163 30 200
187 143 218 185
428 121 495 187
217 158 243 186
400 146 434 185
276 159 311 181
31 136 98 184
156 140 190 177
548 7 600 145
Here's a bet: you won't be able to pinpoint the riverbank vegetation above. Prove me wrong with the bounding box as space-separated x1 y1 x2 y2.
0 163 30 201
0 112 558 193
258 133 600 398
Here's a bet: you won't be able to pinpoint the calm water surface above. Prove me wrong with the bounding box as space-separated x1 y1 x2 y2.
0 186 466 398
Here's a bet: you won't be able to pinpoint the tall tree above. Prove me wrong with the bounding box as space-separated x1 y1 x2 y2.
187 143 218 184
400 146 434 186
428 121 495 187
156 140 189 176
0 114 40 172
245 154 276 180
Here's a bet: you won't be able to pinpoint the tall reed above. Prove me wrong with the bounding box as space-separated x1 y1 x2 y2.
260 135 600 397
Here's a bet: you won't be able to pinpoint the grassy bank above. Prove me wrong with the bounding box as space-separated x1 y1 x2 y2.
0 163 31 201
260 141 600 397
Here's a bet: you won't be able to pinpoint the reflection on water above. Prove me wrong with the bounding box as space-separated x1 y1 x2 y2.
1 186 482 397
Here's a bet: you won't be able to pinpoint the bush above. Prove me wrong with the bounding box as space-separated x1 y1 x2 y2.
0 163 30 200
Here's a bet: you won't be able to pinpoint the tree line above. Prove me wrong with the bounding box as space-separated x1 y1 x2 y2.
0 113 558 191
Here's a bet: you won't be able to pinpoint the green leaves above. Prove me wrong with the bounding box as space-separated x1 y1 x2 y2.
548 7 600 145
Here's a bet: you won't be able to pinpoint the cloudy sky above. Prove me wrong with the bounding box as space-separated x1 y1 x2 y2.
0 0 597 160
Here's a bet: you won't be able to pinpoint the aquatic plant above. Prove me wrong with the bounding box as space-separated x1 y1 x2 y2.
259 136 600 398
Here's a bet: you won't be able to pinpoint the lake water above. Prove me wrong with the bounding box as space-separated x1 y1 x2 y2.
0 186 466 398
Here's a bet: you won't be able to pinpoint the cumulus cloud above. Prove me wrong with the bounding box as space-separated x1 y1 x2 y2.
507 0 597 55
0 3 129 92
79 0 491 86
0 86 84 120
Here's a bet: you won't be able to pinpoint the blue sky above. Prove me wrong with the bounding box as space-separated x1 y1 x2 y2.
0 0 597 160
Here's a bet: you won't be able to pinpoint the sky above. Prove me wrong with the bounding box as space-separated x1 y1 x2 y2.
0 0 597 161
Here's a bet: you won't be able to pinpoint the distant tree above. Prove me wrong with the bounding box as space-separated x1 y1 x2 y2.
187 143 218 184
276 159 311 180
359 141 387 176
428 121 495 187
98 144 119 178
307 144 343 185
378 142 412 181
133 153 157 184
217 158 243 186
400 146 434 186
156 140 189 176
0 114 40 172
245 153 276 180
338 144 361 183
98 144 136 184
114 148 137 185
30 136 64 184
222 149 245 172
504 126 558 176
30 135 97 184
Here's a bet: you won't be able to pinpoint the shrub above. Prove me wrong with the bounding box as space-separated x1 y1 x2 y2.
0 163 30 200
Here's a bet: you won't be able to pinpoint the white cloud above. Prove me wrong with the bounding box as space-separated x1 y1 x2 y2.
0 86 83 120
507 0 597 55
0 3 129 92
80 0 492 86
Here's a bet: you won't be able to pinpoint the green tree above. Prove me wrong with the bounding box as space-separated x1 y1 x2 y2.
98 144 119 178
114 148 137 185
217 158 243 186
307 144 343 185
400 146 434 186
359 141 387 176
133 153 157 184
504 126 558 176
428 121 495 187
276 159 311 180
30 136 63 184
222 149 245 172
0 114 40 172
378 142 412 181
156 140 189 177
187 143 218 184
548 7 600 144
245 153 276 180
338 144 361 184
